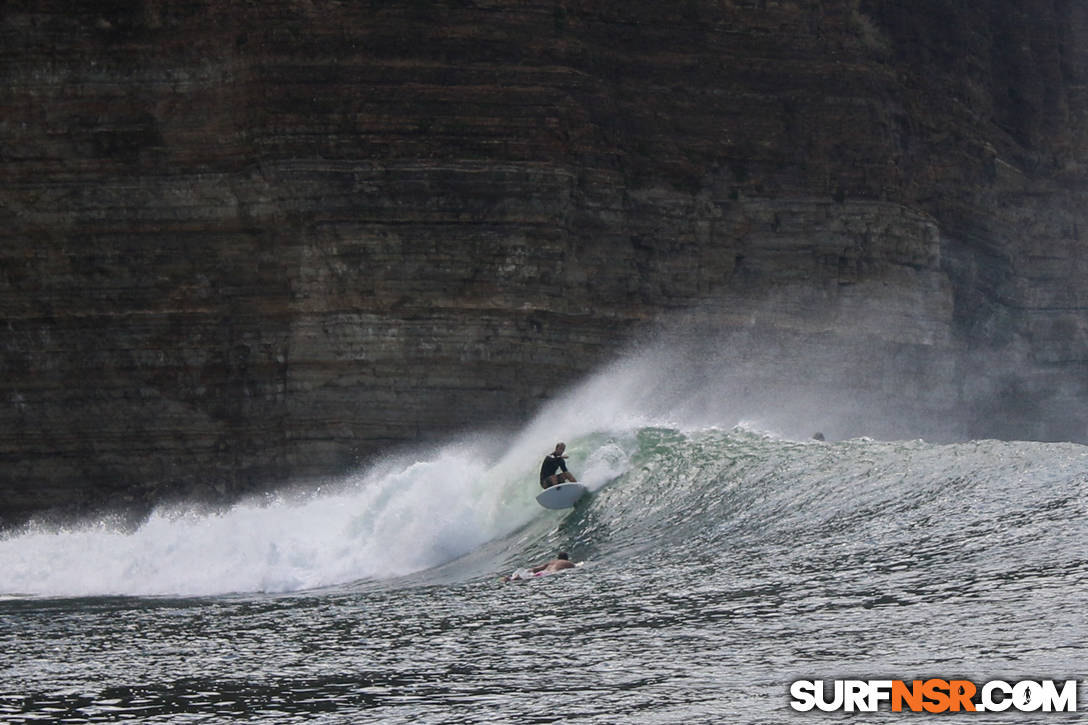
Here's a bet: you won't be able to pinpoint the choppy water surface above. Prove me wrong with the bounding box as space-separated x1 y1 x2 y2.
3 429 1087 722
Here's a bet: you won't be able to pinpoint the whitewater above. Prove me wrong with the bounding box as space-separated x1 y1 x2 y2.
2 345 1087 722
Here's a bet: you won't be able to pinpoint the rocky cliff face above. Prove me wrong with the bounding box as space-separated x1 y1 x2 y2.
2 0 1086 526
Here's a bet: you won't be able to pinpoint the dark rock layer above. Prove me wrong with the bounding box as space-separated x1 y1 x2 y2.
2 0 1086 526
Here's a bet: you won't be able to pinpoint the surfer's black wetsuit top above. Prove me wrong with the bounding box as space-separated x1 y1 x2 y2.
539 453 568 485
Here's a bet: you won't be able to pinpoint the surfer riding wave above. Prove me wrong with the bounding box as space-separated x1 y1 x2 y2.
539 442 577 488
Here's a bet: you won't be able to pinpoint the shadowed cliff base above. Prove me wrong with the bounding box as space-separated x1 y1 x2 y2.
2 0 1087 527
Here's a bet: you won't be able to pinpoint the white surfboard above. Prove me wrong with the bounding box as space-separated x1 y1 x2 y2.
535 482 587 509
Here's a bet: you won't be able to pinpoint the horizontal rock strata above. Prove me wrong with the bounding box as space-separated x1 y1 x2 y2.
1 0 1086 525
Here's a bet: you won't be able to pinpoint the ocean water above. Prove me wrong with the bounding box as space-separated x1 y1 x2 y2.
2 354 1087 722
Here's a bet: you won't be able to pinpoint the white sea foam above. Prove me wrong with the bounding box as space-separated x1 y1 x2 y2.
0 380 646 597
0 442 532 596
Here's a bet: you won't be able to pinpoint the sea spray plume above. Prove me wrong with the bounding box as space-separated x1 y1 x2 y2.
522 319 878 441
570 296 1074 443
608 276 1088 444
